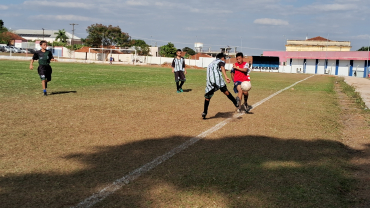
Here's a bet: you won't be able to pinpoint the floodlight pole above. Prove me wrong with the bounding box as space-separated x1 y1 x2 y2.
241 37 243 53
102 33 104 62
70 23 78 58
42 28 45 40
367 37 369 78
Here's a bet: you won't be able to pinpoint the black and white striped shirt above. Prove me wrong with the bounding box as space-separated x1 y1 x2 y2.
205 59 226 94
172 57 185 72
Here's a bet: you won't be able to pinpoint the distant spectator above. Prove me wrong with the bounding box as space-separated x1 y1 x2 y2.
109 55 113 64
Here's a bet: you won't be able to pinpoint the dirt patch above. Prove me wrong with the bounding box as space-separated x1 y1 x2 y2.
336 80 370 207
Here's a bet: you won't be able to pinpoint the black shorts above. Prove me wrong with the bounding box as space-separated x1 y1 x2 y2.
174 71 186 82
204 85 228 99
38 65 52 81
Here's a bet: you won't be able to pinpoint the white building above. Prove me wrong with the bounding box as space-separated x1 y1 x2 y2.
13 29 81 45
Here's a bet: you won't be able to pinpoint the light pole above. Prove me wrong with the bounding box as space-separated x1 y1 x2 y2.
70 23 78 56
325 34 329 74
101 33 104 62
42 28 45 40
194 35 197 65
240 37 243 53
283 35 287 69
367 37 369 78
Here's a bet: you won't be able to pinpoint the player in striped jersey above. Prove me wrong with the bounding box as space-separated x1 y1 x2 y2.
172 49 187 93
202 53 239 119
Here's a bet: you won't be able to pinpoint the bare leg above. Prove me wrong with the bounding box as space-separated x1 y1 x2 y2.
42 80 46 90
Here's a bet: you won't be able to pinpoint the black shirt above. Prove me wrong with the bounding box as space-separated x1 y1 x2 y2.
33 49 54 65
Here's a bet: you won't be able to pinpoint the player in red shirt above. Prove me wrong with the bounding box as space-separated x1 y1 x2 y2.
230 52 252 113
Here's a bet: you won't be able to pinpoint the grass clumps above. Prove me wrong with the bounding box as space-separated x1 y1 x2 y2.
337 78 369 111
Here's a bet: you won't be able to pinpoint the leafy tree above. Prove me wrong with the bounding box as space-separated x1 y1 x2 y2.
85 24 131 48
358 46 370 51
65 44 83 51
182 47 196 56
0 19 7 32
131 39 150 56
159 42 177 57
54 29 68 43
0 35 9 44
52 41 67 47
0 19 9 44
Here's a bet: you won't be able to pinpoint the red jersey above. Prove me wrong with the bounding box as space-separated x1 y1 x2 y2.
232 62 250 82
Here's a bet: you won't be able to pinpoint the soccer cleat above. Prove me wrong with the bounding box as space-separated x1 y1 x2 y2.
43 91 47 96
235 96 241 108
244 104 253 113
202 112 207 119
180 88 184 92
177 90 181 93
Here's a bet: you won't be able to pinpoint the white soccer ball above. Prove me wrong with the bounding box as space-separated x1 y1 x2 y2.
241 81 252 91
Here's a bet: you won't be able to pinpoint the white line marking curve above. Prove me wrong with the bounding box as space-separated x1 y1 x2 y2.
72 75 315 208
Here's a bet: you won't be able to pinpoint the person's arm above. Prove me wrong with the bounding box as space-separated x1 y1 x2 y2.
171 59 175 73
234 65 249 72
182 58 186 74
49 51 57 62
221 65 230 83
29 59 34 70
30 53 38 70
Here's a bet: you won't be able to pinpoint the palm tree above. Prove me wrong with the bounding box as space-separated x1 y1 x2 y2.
54 29 68 43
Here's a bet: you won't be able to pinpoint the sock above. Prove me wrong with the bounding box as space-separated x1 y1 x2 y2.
176 82 180 90
43 89 47 93
45 82 47 89
203 99 210 114
179 81 185 89
226 93 238 106
244 94 249 105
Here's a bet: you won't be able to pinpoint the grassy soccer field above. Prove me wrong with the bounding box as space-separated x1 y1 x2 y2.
0 60 361 207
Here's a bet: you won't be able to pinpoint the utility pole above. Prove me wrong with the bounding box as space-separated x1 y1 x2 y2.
241 36 242 53
70 23 78 49
42 28 45 40
367 37 369 78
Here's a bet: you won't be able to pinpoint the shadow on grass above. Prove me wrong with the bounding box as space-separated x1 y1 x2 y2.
0 135 362 208
49 91 77 95
182 89 192 92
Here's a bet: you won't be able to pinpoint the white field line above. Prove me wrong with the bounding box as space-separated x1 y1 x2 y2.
72 75 315 208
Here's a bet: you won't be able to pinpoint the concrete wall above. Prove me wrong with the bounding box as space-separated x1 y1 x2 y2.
327 60 336 75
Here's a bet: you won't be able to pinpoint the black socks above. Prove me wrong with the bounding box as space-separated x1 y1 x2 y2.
176 82 180 90
179 81 185 89
226 93 238 107
203 99 210 114
244 94 249 105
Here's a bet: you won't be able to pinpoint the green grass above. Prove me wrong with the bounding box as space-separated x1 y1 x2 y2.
338 77 370 111
0 60 360 207
1 60 312 98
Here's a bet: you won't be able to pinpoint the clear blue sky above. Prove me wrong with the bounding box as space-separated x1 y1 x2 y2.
1 0 369 55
